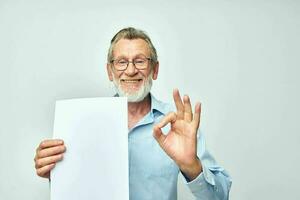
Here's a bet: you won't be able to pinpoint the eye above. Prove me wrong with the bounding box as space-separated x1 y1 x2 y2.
134 59 146 64
117 59 128 65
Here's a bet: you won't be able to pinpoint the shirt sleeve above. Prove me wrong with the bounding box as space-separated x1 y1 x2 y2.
182 131 232 200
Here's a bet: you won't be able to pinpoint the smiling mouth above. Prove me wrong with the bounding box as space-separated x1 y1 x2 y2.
121 79 143 83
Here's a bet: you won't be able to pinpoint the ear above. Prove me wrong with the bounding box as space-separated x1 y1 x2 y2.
152 61 159 80
106 63 113 81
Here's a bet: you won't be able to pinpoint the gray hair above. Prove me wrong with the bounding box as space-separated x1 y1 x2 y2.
107 27 158 67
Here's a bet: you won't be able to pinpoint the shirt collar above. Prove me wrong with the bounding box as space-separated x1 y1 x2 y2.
114 92 169 116
150 93 168 115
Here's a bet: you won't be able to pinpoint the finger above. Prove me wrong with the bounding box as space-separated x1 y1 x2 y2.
35 154 63 169
183 95 193 122
173 89 184 119
36 163 55 178
37 145 66 159
192 102 201 129
37 139 64 152
153 125 166 148
157 112 177 129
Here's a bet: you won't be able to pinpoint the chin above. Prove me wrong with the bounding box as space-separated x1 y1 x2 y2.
113 77 153 103
120 87 149 102
121 86 141 94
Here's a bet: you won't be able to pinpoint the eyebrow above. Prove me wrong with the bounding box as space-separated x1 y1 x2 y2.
114 54 148 60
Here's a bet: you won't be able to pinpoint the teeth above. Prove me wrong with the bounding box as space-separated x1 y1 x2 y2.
122 80 140 83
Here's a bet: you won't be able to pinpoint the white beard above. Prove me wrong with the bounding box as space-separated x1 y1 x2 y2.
112 72 153 102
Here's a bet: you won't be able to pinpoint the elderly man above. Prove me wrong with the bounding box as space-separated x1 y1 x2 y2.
34 27 232 200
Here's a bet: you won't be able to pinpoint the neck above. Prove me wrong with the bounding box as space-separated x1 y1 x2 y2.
128 94 151 114
127 94 151 129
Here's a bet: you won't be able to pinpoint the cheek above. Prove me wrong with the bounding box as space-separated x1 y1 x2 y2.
141 69 152 78
112 71 124 80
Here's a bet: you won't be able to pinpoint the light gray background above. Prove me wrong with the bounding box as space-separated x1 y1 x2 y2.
0 0 299 200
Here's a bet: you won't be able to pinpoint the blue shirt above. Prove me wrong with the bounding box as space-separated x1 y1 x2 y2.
128 94 232 200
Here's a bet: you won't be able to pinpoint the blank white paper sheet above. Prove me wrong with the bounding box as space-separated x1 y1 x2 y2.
50 97 128 200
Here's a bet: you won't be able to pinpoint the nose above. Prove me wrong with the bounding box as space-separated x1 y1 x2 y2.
124 62 138 76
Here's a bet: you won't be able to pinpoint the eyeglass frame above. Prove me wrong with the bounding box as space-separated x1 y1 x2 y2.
110 56 152 71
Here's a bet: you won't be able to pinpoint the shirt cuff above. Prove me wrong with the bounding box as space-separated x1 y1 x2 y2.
184 165 217 193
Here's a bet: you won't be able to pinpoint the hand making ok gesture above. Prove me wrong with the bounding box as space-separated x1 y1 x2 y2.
153 89 202 180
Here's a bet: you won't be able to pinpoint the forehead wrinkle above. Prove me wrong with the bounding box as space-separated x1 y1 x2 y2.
113 39 150 59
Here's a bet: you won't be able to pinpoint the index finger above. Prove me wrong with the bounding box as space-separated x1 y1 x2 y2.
37 139 64 151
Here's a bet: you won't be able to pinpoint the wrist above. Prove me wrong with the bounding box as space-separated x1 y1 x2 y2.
179 158 203 181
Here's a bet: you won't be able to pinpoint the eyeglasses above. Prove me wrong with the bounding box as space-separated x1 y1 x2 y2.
111 56 151 71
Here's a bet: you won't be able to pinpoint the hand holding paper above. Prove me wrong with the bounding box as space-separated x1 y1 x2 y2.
34 97 129 200
34 139 66 178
